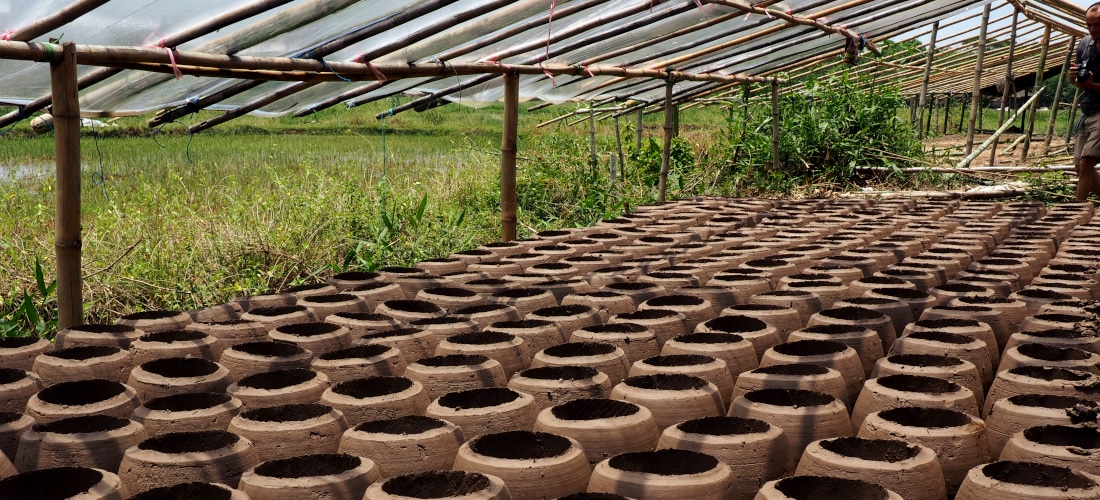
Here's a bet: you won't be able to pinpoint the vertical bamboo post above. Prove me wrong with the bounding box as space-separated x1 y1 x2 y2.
925 94 935 137
614 114 625 168
635 108 643 150
1067 88 1082 147
1044 37 1075 155
965 4 991 156
501 72 519 242
744 83 754 179
673 104 680 137
659 78 674 202
51 42 83 330
1021 26 1052 160
943 93 952 135
771 78 781 172
958 93 966 134
918 21 939 138
589 107 597 168
991 9 1019 165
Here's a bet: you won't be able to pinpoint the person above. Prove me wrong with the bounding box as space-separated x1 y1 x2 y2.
1070 3 1100 202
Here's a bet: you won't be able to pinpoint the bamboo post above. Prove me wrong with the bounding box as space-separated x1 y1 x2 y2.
958 88 1044 169
943 93 952 135
1044 37 1075 154
1021 26 1052 160
635 108 643 150
1067 87 1082 146
589 108 598 168
501 72 518 242
614 114 625 168
918 21 939 138
50 42 83 330
965 4 991 156
771 78 781 171
991 9 1019 165
659 79 674 202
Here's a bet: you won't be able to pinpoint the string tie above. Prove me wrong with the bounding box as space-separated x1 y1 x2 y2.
321 58 353 82
0 30 14 41
156 38 183 80
545 0 557 61
366 61 387 81
538 59 556 87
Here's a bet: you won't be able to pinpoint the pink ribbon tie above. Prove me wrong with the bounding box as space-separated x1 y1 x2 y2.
367 62 387 81
157 38 183 80
0 30 14 41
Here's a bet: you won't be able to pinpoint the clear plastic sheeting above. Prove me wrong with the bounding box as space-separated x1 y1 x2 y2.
0 0 1074 127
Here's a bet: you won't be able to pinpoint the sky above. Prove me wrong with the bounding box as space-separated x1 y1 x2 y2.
913 0 1090 45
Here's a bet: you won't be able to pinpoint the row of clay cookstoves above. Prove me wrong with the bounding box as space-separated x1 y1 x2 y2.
1 196 1100 500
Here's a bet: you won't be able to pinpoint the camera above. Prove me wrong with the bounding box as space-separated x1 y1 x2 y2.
1080 66 1092 83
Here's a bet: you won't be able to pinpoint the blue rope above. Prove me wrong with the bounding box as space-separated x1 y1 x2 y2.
89 127 109 200
152 120 194 164
321 58 353 82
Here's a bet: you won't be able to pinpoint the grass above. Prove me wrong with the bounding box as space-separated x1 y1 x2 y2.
0 98 690 325
0 84 966 334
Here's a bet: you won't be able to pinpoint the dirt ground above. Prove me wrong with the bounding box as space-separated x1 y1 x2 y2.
923 133 1075 167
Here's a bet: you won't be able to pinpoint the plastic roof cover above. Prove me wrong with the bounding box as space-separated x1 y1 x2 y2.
0 0 1005 119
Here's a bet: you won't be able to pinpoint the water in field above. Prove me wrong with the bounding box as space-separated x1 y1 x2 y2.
0 163 54 183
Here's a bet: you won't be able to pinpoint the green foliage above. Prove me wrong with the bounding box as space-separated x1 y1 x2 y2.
0 258 57 338
712 71 925 191
343 190 474 271
627 137 696 189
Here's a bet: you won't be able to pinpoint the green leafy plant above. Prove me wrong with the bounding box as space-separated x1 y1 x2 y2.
0 257 57 338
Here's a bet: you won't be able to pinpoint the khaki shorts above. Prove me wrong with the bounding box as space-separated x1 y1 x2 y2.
1076 112 1100 163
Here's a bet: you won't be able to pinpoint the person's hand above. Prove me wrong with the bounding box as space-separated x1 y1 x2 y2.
1072 62 1084 88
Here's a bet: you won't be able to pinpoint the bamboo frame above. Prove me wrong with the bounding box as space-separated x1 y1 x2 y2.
501 72 518 241
966 4 992 155
1021 26 1051 159
958 88 1045 169
919 22 939 138
49 42 82 330
5 0 110 42
1044 37 1075 154
659 79 674 203
0 0 302 129
992 9 1020 165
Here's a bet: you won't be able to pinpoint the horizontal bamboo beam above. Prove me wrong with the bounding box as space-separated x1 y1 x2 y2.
4 0 110 42
0 40 774 85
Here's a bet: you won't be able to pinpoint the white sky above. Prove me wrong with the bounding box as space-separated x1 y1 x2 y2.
912 0 1090 46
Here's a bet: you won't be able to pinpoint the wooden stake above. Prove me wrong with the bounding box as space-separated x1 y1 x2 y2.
919 21 939 138
501 73 518 242
966 4 992 156
635 108 643 150
50 42 83 330
1022 26 1052 160
771 79 781 172
659 79 674 203
991 10 1019 166
1045 37 1075 155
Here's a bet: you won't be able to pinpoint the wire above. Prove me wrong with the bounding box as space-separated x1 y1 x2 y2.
152 120 194 164
89 127 109 200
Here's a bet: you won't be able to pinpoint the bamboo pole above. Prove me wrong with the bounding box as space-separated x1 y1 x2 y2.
1067 87 1082 145
5 0 110 42
148 0 467 128
0 0 303 129
635 108 644 150
771 79 781 172
659 79 674 203
50 42 82 331
614 114 625 168
501 73 518 242
966 4 992 156
958 87 1045 169
589 108 598 168
1044 37 1075 154
1022 26 1052 160
919 22 939 138
992 10 1020 166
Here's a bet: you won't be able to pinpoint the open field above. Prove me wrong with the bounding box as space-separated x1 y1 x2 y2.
0 99 723 326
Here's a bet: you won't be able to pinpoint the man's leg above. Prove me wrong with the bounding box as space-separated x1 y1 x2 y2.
1080 155 1100 201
